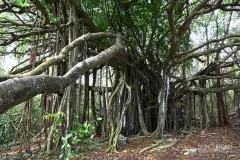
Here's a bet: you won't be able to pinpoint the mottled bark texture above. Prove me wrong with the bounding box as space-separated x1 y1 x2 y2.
0 39 124 114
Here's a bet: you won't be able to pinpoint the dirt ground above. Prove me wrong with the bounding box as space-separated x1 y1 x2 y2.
86 115 240 160
0 115 239 160
87 127 239 160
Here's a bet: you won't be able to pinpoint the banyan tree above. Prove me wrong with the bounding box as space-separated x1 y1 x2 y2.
0 0 239 155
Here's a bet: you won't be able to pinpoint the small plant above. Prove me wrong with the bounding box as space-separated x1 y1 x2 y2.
60 133 75 160
60 119 101 159
43 113 101 159
70 121 95 145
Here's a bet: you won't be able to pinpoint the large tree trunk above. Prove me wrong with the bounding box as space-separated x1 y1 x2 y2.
152 72 169 138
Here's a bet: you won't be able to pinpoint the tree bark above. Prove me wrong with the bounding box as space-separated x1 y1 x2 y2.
0 38 125 114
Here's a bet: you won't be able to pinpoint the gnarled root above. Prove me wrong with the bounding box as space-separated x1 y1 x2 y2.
139 139 178 154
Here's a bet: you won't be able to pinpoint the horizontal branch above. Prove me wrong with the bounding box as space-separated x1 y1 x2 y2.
185 83 240 93
170 42 240 68
10 60 45 74
0 37 125 114
186 74 240 81
0 32 116 81
178 35 240 57
0 18 95 46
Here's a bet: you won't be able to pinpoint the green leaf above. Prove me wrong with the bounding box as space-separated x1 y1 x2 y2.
72 136 80 144
96 117 102 121
83 121 88 128
16 0 28 7
65 133 72 139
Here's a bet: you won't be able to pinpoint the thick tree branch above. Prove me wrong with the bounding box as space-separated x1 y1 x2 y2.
0 32 116 81
0 38 125 114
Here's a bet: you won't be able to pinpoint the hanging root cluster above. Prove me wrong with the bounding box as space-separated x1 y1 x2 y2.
107 71 131 152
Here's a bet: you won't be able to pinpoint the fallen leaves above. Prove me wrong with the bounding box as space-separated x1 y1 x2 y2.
90 126 240 160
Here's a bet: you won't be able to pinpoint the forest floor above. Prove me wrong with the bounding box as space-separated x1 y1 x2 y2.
0 115 239 160
88 126 240 160
85 114 240 160
88 127 240 160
